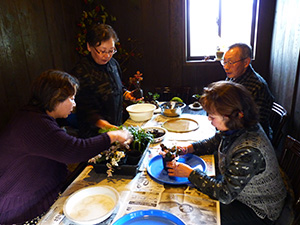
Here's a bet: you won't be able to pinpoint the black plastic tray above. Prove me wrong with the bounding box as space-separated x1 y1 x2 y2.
90 144 150 176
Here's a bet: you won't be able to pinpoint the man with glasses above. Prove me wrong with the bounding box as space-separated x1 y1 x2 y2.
71 24 140 138
221 43 274 139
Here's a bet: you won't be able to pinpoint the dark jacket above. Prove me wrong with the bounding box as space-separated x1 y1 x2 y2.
226 65 274 139
71 55 125 138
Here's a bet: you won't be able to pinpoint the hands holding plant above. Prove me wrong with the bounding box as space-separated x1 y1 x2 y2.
159 143 194 177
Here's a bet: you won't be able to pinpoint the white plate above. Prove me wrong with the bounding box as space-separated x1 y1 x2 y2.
162 118 199 133
189 103 202 110
63 186 119 224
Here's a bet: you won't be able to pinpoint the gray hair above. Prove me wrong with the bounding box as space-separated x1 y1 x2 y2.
228 43 252 61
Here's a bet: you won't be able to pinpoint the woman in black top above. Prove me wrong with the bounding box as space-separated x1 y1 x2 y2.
71 24 140 138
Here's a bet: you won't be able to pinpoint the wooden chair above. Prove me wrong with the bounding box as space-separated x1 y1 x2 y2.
279 135 300 224
270 102 288 152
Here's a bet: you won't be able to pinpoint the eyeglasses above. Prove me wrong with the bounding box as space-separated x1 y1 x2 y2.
220 58 247 66
93 47 117 56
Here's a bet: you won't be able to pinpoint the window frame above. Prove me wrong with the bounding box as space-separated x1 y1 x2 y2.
185 0 259 62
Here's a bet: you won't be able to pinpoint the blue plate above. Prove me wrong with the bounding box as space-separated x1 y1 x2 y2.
113 209 185 225
147 154 207 185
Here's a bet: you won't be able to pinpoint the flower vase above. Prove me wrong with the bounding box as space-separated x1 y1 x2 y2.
131 81 143 99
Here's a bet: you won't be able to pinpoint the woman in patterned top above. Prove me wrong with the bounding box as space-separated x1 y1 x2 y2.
166 81 289 224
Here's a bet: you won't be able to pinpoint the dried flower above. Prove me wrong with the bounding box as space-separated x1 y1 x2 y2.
89 126 153 177
129 71 143 89
88 143 126 177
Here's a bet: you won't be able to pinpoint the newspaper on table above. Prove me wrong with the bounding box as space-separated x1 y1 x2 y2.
112 147 220 225
112 170 220 225
39 114 219 225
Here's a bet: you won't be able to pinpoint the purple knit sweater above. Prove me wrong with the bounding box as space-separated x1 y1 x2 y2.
0 106 111 224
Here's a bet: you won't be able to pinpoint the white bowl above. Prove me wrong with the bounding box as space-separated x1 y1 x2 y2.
144 126 167 143
126 103 156 122
63 185 119 224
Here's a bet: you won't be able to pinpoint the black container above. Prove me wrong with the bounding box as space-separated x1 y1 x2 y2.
91 142 150 177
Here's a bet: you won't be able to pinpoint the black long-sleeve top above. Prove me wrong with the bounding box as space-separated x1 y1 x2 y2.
71 55 125 138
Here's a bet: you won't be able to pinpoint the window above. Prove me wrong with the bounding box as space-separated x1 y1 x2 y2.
186 0 259 61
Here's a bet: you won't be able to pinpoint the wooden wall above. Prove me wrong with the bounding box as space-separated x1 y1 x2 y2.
0 0 278 133
101 0 275 94
0 0 83 131
270 0 300 140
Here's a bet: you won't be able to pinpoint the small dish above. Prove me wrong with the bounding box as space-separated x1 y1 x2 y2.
189 103 202 110
144 126 167 143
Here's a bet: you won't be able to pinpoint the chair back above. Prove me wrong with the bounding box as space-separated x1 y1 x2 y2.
279 135 300 224
270 102 288 150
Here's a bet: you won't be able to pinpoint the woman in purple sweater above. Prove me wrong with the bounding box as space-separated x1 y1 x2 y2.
0 70 132 224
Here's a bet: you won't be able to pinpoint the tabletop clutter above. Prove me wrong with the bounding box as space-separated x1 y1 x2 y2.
38 99 220 225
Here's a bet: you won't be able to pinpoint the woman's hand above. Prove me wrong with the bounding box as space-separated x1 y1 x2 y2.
178 144 194 155
167 161 193 177
107 130 133 145
96 119 118 130
160 144 193 156
124 91 144 102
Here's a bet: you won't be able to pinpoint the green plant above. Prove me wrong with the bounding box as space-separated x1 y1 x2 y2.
171 97 183 102
128 126 153 152
145 92 160 101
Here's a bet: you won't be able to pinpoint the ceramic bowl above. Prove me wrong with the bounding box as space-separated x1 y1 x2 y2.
160 101 186 117
126 103 156 122
63 186 119 224
144 126 167 143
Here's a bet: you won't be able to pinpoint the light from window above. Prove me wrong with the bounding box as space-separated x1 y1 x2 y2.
186 0 259 61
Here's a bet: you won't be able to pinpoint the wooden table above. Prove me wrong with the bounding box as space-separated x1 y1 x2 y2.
38 110 220 225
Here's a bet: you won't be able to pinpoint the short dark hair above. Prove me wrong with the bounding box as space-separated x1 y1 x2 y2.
29 70 79 112
200 81 259 130
86 23 119 47
228 43 252 61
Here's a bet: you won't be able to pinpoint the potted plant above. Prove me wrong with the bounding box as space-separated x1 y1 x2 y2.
89 126 153 176
160 144 185 170
144 92 160 109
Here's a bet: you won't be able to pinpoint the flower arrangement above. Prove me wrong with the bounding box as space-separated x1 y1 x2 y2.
89 126 153 177
88 142 126 177
129 71 143 90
